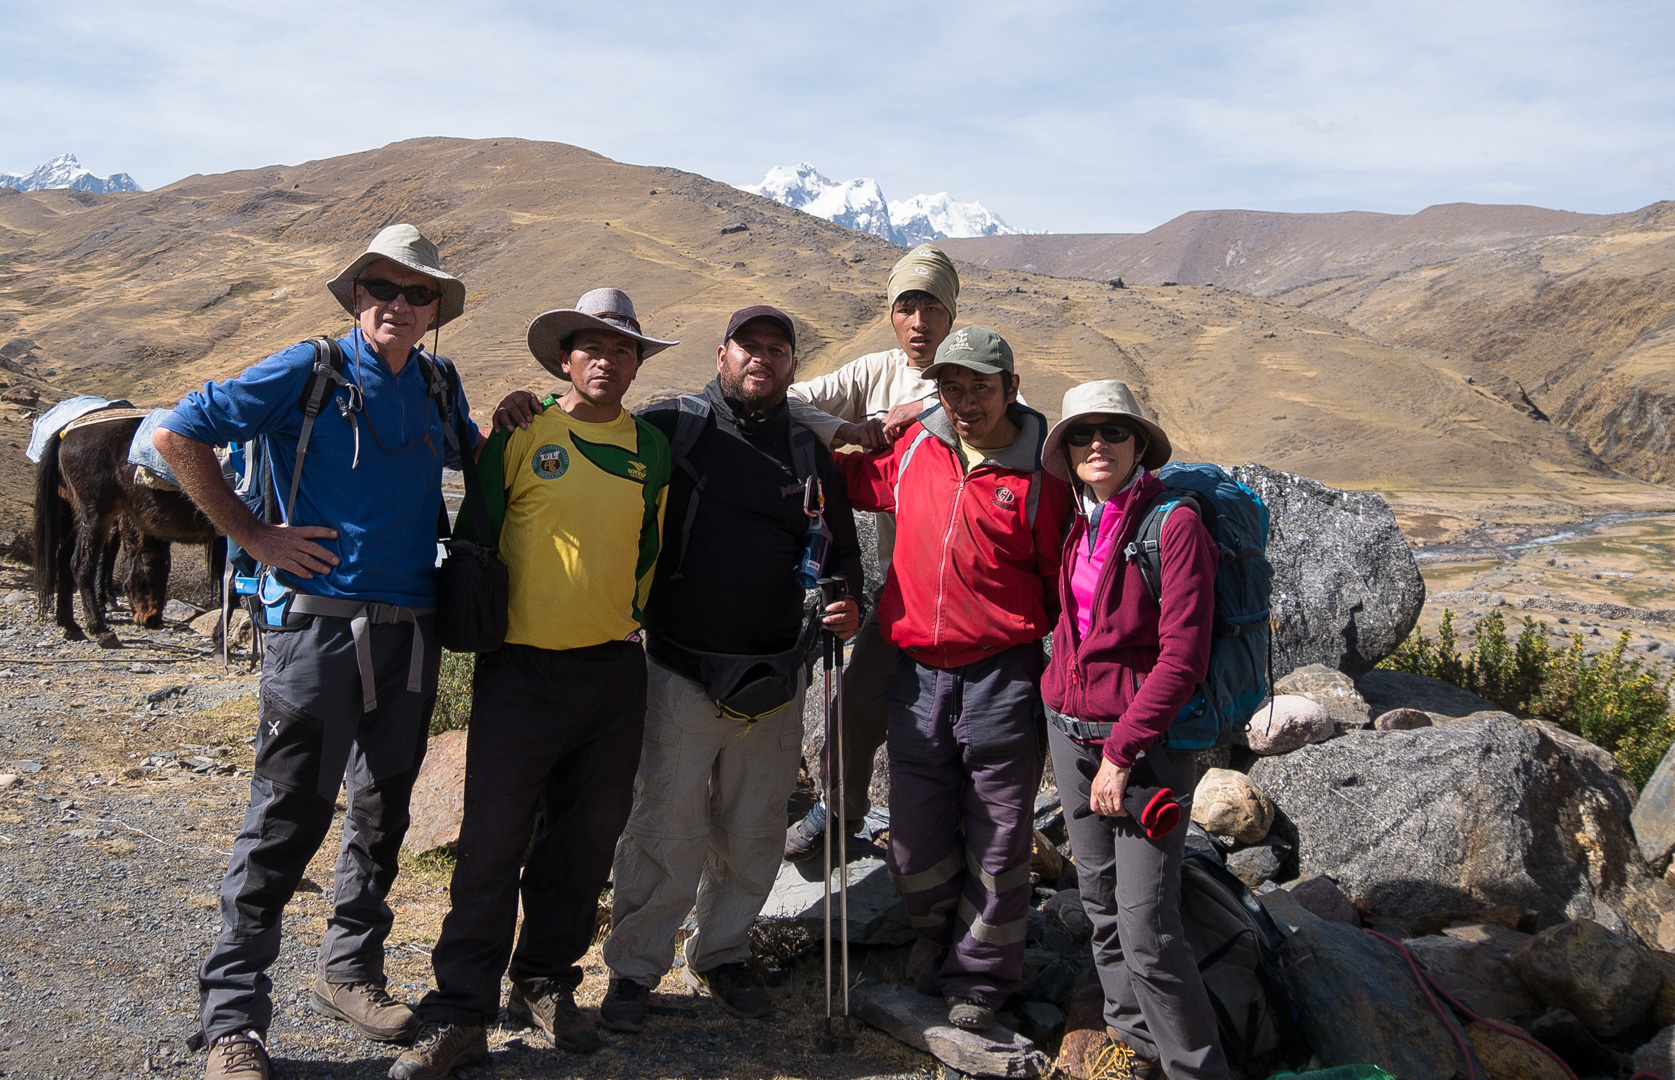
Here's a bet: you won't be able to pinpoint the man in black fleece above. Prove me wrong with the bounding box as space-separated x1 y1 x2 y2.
598 305 863 1030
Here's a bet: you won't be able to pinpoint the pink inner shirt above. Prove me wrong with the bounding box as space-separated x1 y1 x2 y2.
1069 495 1127 639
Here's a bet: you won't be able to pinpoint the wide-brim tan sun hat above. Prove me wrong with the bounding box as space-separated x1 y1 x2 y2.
325 223 466 330
1042 379 1173 481
526 288 678 380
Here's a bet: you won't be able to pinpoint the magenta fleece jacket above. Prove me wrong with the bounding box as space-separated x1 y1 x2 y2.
1040 471 1218 767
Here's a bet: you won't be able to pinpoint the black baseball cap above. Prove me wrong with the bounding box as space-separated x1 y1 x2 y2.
724 305 797 352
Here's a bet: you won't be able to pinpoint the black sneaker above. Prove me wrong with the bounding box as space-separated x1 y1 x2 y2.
507 981 601 1054
597 977 651 1033
387 1022 487 1080
683 961 771 1019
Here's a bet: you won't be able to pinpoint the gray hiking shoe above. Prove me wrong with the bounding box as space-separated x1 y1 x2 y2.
204 1031 270 1080
387 1022 487 1080
683 961 771 1019
507 981 602 1053
597 977 651 1033
947 996 996 1031
309 977 419 1042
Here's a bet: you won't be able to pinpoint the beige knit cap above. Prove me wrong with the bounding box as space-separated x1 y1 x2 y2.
887 243 959 320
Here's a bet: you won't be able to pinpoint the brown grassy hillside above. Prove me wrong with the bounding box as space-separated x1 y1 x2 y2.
1287 203 1675 485
0 137 1661 534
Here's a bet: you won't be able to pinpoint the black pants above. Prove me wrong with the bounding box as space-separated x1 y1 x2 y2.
419 640 648 1024
199 614 439 1041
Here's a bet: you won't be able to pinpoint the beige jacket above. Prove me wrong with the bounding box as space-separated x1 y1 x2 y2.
788 349 933 580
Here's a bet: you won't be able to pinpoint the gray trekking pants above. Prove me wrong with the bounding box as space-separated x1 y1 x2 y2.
198 613 439 1042
1050 726 1230 1079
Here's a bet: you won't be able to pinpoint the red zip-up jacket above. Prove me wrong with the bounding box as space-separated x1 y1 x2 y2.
837 403 1071 669
1040 471 1217 767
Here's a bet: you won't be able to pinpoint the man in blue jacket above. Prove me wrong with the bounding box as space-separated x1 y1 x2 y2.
155 224 479 1080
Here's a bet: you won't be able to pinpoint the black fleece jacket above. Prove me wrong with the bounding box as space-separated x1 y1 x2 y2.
639 380 863 678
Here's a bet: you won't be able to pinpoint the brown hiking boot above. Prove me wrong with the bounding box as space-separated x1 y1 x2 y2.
204 1030 270 1080
683 961 771 1019
387 1022 487 1080
507 981 602 1053
597 977 651 1033
947 996 996 1031
906 936 948 996
310 977 419 1042
1085 1029 1162 1080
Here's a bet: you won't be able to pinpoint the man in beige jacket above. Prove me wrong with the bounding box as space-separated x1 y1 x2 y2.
783 243 958 861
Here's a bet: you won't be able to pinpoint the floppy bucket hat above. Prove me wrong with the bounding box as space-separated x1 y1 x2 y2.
326 223 466 330
526 288 679 379
1042 379 1172 481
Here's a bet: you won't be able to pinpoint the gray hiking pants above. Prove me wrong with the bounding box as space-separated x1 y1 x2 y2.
604 658 806 984
198 613 439 1041
1050 726 1230 1079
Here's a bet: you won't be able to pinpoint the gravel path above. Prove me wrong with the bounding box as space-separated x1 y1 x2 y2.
0 562 934 1080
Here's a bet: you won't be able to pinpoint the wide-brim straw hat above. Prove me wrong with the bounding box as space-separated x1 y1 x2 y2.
325 223 466 330
1042 379 1173 481
526 288 678 379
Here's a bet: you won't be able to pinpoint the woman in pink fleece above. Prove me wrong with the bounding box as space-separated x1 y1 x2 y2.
1038 381 1230 1080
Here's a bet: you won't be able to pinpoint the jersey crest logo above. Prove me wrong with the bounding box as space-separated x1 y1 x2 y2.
532 444 569 480
627 460 647 481
992 486 1017 509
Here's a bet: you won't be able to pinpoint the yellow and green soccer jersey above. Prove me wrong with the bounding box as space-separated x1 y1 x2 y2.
461 403 670 651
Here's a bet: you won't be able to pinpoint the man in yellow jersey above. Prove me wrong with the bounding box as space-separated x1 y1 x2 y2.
394 289 673 1078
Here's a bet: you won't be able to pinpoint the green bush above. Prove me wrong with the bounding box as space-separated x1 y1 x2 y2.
431 651 475 735
1382 608 1675 787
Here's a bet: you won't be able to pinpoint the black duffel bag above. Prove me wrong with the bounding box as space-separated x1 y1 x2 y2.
435 420 508 653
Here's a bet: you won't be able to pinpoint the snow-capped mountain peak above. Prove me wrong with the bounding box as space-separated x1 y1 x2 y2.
742 164 1022 244
0 153 142 194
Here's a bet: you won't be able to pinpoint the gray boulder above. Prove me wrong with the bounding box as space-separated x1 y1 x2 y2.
1406 935 1543 1024
854 983 1048 1078
1510 918 1659 1037
1274 664 1371 730
1357 668 1497 719
1633 739 1675 871
759 855 914 946
1233 464 1424 677
1285 919 1473 1079
1249 715 1675 950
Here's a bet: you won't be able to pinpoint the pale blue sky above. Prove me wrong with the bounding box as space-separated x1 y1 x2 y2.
3 0 1672 233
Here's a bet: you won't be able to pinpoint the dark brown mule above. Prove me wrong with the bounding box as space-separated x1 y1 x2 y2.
33 416 224 645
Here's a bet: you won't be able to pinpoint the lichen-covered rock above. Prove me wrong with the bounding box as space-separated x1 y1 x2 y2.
1510 919 1659 1037
1233 464 1424 676
1374 707 1433 731
1465 1021 1570 1080
1191 768 1274 844
404 730 467 855
1244 695 1334 755
1249 715 1675 949
1634 1024 1675 1077
1274 664 1371 730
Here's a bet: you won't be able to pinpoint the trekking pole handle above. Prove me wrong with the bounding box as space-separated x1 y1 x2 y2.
817 576 848 608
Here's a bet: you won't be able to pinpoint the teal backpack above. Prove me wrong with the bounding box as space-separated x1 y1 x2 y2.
1126 463 1273 749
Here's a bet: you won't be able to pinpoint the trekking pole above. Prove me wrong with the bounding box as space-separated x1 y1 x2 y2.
816 576 854 1052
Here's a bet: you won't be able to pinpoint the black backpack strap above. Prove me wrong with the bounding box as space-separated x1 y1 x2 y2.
1123 489 1202 604
668 394 711 581
285 336 354 523
788 421 818 484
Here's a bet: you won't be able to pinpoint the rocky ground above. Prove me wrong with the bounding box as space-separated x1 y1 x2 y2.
0 555 935 1080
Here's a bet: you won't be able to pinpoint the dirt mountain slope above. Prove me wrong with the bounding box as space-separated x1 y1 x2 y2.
940 204 1605 294
0 137 1657 521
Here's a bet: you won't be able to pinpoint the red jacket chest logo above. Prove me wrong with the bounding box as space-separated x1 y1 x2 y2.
991 485 1018 511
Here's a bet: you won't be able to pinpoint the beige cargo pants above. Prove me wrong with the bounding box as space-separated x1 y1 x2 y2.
603 658 807 984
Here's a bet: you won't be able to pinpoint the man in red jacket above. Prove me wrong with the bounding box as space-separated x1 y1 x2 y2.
837 327 1070 1033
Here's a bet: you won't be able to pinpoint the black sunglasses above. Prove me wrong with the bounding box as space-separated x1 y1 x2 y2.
357 278 441 307
1066 422 1135 447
